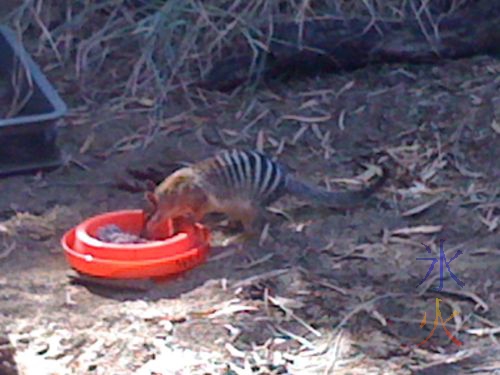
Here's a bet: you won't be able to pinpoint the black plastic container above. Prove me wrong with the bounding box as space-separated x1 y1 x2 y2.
0 25 67 176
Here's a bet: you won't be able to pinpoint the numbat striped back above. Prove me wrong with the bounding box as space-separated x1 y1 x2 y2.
194 149 287 205
144 148 386 239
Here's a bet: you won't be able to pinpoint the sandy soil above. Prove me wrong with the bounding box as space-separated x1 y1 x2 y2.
0 47 499 374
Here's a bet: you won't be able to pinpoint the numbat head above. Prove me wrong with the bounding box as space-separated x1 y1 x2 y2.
142 168 209 237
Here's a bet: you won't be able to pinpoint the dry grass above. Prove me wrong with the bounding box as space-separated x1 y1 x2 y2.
1 1 498 374
2 0 474 162
1 0 474 158
3 0 471 107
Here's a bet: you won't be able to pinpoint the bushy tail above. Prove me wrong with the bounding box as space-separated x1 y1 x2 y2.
285 168 387 208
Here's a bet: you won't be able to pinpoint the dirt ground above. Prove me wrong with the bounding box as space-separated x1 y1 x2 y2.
0 34 499 375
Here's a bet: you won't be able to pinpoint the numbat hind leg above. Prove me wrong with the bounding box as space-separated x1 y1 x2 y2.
222 204 260 246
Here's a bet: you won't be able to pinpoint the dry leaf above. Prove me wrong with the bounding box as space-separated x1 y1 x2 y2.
256 130 265 152
282 114 331 123
335 80 355 98
311 123 323 139
267 136 279 147
291 124 309 145
338 109 346 131
208 305 258 318
225 343 246 358
477 213 499 232
391 225 443 236
329 177 363 186
276 138 286 154
470 94 482 106
259 222 270 246
466 327 500 336
222 129 239 136
79 132 95 154
491 119 500 135
137 97 155 107
401 197 443 217
356 164 383 182
299 99 319 110
269 295 305 310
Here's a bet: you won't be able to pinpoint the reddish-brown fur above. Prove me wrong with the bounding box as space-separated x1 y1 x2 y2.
141 150 386 240
141 168 259 239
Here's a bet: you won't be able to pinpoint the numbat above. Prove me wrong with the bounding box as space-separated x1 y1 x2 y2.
142 149 386 239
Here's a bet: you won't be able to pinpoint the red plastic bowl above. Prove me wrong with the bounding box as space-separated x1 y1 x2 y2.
61 210 210 279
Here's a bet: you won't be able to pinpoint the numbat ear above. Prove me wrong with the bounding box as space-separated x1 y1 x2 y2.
144 191 158 215
145 179 156 192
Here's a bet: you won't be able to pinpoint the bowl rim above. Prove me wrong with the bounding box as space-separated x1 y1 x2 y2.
62 228 209 278
62 229 207 266
74 223 189 251
74 209 192 251
61 209 211 278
